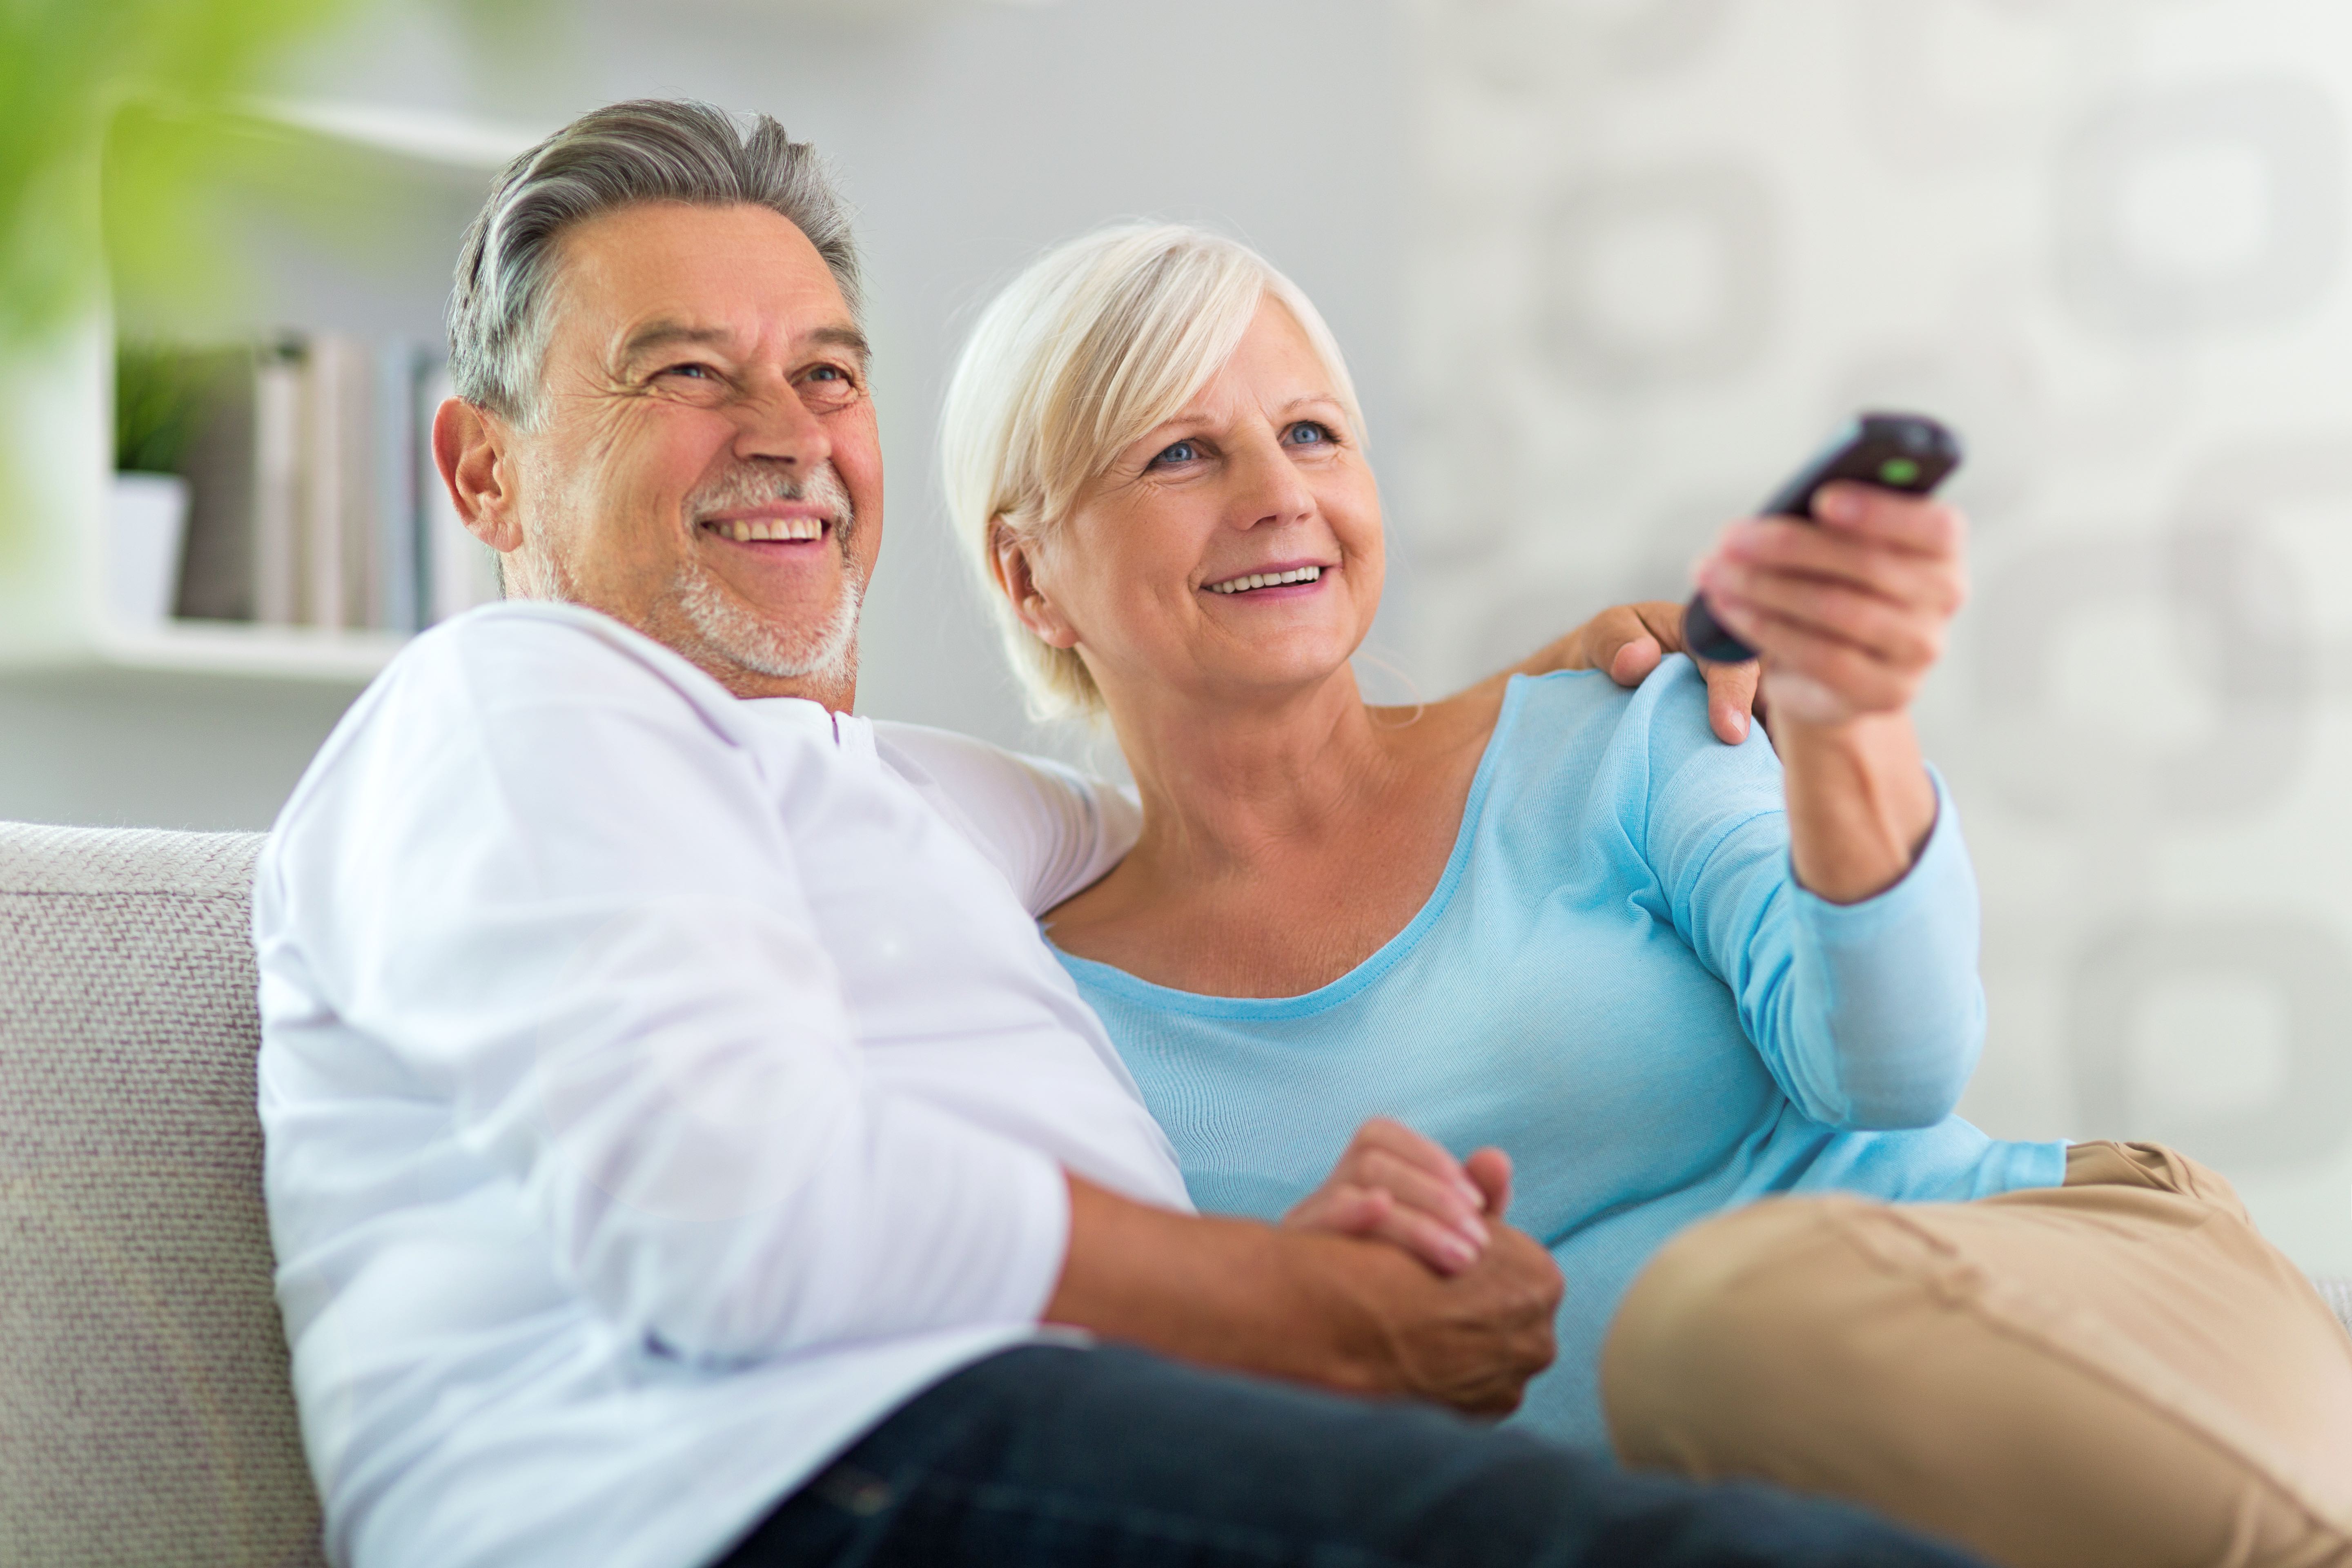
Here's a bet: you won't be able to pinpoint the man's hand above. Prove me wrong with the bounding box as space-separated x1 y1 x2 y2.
1047 1174 1561 1417
1306 1218 1562 1416
1510 601 1763 745
1284 1117 1512 1277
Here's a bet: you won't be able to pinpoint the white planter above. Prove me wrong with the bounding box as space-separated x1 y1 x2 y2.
107 471 190 629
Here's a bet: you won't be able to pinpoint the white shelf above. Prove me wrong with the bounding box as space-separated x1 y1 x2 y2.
91 621 406 683
0 100 533 685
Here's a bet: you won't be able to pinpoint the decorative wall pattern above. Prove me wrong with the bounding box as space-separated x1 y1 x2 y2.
1397 0 2352 1271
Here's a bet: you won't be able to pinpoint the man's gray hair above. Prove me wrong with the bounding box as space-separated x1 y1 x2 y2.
448 98 862 426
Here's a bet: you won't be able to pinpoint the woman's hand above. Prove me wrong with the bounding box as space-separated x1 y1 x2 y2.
1285 1118 1513 1276
1691 483 1967 729
1691 482 1963 902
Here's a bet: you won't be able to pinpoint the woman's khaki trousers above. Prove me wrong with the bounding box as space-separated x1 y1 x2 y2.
1601 1142 2352 1568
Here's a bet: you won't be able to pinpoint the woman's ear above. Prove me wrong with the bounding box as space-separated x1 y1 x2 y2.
434 397 526 554
992 522 1080 650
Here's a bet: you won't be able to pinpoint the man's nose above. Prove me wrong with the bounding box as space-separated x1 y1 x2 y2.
736 379 833 472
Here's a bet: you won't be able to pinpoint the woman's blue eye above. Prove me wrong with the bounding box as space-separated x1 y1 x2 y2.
1287 421 1330 445
1153 440 1200 466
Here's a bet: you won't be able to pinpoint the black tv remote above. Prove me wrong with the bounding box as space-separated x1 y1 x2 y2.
1682 412 1963 663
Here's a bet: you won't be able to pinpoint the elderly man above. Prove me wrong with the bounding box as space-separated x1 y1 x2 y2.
255 100 1976 1568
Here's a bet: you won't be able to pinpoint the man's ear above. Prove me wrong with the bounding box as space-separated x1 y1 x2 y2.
433 397 525 554
992 522 1080 650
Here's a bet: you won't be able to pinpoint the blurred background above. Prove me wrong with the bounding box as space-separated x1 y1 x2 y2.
4 0 2349 1272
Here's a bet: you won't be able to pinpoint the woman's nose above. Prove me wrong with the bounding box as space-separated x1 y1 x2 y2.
1226 437 1315 530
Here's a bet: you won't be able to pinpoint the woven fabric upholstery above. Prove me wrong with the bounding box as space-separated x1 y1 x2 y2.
0 822 323 1568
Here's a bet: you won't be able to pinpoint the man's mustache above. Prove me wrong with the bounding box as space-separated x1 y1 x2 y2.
683 462 856 539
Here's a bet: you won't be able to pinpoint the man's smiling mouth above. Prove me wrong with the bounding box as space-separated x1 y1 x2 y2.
700 516 829 543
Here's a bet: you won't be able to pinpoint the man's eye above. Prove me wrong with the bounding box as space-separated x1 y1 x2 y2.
1151 440 1200 468
800 365 860 400
663 363 714 380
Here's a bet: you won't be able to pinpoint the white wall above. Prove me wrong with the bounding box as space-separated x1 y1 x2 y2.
0 670 365 831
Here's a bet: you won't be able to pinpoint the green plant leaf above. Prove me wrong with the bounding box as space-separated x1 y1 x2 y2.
0 0 352 563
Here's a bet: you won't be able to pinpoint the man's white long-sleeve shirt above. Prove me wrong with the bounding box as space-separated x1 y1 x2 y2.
255 603 1188 1568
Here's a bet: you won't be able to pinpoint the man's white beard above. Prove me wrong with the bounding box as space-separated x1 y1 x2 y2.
672 461 865 685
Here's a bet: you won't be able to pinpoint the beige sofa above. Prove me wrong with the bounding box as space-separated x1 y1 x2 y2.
1 822 321 1568
4 818 2349 1568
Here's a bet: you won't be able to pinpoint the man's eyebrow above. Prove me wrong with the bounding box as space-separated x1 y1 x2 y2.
808 324 871 364
617 321 737 365
616 320 870 368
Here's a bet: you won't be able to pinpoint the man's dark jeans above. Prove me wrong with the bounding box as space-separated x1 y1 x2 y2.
720 1343 1980 1567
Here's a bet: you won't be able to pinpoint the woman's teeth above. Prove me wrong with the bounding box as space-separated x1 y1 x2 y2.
709 517 825 542
1207 566 1323 595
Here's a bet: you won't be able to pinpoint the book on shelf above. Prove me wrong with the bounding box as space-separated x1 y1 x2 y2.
375 346 420 633
250 341 301 625
122 334 503 640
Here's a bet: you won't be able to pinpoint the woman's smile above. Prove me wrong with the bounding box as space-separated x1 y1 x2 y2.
1201 561 1334 599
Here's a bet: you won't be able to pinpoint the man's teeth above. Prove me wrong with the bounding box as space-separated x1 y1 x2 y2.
711 517 825 543
1207 566 1323 595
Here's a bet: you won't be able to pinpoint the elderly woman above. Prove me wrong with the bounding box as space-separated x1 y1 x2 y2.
936 224 2352 1568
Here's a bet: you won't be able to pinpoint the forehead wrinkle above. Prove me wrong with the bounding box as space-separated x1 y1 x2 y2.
1147 375 1248 439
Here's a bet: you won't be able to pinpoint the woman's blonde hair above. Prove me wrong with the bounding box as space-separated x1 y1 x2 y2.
940 223 1366 719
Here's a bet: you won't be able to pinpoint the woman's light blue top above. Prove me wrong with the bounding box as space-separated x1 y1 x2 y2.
1052 661 2067 1448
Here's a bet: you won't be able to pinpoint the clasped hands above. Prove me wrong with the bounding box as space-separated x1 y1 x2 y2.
1278 1120 1560 1416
